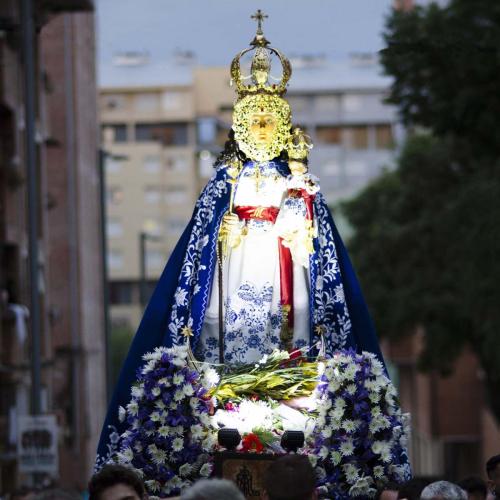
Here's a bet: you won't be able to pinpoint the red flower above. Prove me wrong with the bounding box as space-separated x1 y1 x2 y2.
241 433 264 453
224 402 235 411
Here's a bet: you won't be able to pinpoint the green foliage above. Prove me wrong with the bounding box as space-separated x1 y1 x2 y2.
110 323 135 386
343 0 500 421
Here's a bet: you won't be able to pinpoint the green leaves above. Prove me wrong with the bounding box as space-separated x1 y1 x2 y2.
344 0 500 421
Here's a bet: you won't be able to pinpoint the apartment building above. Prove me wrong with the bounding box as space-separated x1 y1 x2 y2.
0 0 105 489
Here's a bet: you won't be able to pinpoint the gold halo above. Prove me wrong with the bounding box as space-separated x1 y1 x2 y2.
232 94 291 163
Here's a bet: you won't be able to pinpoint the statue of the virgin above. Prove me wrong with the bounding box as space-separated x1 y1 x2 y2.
96 9 385 465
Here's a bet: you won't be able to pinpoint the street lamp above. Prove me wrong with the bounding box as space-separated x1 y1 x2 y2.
98 148 128 403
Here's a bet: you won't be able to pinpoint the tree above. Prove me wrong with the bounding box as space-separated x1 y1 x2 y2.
342 0 500 421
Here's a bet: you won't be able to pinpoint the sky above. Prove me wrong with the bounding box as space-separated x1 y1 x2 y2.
96 0 394 72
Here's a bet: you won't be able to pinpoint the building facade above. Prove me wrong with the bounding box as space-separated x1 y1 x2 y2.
0 0 105 490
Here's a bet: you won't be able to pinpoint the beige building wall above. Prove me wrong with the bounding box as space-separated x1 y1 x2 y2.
99 85 199 328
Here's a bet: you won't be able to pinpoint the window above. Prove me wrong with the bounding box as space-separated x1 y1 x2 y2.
107 218 123 238
135 123 188 145
144 186 162 204
134 93 159 112
106 157 125 173
146 249 164 269
197 117 217 145
107 186 124 205
164 186 188 204
345 126 368 149
143 155 161 173
375 124 394 149
102 124 127 143
109 281 135 305
316 126 341 145
108 250 124 270
161 91 183 111
342 95 362 113
165 155 188 172
102 94 126 111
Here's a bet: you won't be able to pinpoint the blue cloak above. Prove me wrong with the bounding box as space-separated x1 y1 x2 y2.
95 159 384 466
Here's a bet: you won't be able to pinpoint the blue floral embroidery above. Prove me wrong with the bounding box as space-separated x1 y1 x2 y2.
310 193 351 355
196 281 284 364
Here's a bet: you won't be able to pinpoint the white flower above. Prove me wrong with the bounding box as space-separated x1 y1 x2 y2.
343 463 359 483
349 477 375 497
155 400 166 410
340 438 354 456
202 367 220 387
152 387 161 397
142 359 157 374
158 425 170 438
190 424 204 440
158 377 170 387
331 407 345 420
321 427 332 439
342 419 357 434
173 390 184 402
202 433 217 452
200 463 212 477
148 444 167 465
182 384 194 396
179 463 192 477
373 465 385 479
334 397 346 409
172 437 184 452
118 406 126 422
145 480 161 493
344 364 357 381
127 401 139 416
150 411 162 422
117 446 133 463
173 373 185 386
169 475 182 490
327 379 341 392
131 386 144 398
330 451 342 466
346 383 357 395
318 446 329 459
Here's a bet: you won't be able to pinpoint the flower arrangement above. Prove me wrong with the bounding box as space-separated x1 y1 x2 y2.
109 346 410 499
311 350 411 498
113 347 219 497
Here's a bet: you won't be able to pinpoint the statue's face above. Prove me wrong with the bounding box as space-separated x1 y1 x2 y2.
233 94 291 162
248 112 277 147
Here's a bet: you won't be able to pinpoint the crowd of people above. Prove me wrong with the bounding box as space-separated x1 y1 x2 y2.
5 453 499 500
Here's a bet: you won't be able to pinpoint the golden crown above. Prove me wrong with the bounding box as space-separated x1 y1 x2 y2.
230 10 292 99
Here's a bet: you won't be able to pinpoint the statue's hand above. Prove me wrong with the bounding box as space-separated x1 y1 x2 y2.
221 212 240 229
218 212 246 256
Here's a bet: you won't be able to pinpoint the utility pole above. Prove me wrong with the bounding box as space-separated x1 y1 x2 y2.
21 0 42 417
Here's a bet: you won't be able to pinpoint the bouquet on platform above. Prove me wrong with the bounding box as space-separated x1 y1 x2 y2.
108 345 410 499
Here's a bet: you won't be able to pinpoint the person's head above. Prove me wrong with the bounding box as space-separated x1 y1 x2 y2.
458 476 487 500
397 477 434 500
232 94 291 162
420 480 467 500
263 455 317 500
486 455 500 497
376 482 400 500
88 465 145 500
180 479 244 500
